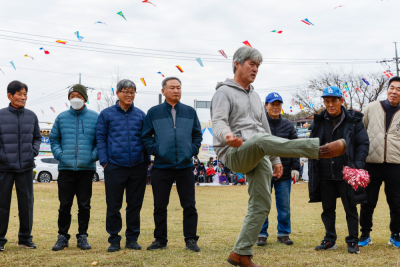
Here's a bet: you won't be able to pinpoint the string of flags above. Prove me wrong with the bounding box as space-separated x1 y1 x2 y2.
24 55 34 60
157 71 165 77
243 41 252 47
39 47 50 54
176 65 184 73
218 50 228 58
117 11 127 21
142 0 157 7
10 61 16 70
343 83 350 91
196 58 204 67
50 107 56 113
271 30 283 34
362 78 370 86
141 78 147 86
56 40 67 44
74 31 84 41
301 18 314 26
384 70 394 79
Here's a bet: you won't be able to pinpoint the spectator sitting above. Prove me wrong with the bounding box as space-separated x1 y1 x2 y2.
206 164 216 183
196 162 206 183
206 157 214 168
234 173 246 185
213 157 222 168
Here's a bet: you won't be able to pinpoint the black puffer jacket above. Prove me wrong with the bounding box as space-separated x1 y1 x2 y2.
0 104 41 173
308 107 370 204
267 112 300 182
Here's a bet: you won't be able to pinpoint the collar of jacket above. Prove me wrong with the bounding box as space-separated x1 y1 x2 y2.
68 105 88 116
215 78 255 93
314 106 360 123
323 107 345 123
7 102 25 114
115 100 134 113
164 100 181 112
266 111 282 124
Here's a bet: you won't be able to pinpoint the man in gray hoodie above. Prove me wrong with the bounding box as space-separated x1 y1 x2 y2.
211 46 347 267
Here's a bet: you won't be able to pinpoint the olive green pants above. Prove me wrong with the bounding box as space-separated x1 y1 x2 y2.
225 133 320 255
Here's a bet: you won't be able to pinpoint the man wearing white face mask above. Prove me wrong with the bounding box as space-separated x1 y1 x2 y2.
50 84 99 251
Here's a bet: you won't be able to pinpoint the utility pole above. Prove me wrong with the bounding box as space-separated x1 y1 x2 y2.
395 42 399 76
79 73 82 84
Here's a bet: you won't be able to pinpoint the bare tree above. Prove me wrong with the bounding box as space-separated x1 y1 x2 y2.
292 68 388 114
96 66 124 112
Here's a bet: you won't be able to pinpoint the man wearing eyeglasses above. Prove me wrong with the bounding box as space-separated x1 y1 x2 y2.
97 79 150 252
308 86 369 254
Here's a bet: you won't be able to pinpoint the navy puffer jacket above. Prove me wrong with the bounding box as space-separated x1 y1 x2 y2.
97 101 150 167
267 112 300 182
0 104 41 173
308 107 370 203
50 106 99 171
141 101 203 169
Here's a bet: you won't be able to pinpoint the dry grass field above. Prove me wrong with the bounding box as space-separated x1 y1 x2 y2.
0 182 398 266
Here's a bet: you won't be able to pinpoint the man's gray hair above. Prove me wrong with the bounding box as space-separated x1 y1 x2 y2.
117 79 136 92
232 46 263 74
162 77 182 89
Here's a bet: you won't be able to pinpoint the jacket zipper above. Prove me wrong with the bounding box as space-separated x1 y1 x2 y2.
126 113 132 167
82 121 84 134
75 114 79 171
381 103 400 163
17 110 21 172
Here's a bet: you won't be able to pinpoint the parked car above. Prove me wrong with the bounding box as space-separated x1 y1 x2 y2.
34 156 104 183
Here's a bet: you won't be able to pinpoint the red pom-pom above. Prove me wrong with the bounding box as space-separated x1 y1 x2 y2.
342 166 370 190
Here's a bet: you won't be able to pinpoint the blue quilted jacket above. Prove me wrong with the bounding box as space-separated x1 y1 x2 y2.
96 101 150 167
50 106 99 171
141 101 202 169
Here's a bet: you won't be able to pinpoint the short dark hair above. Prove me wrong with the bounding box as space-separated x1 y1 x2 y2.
7 80 28 95
162 77 181 89
388 76 400 87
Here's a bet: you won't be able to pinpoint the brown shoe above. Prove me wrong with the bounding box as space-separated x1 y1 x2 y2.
227 251 262 267
318 139 347 159
256 237 266 246
277 236 293 245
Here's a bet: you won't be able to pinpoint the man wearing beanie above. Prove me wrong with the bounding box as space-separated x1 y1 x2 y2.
50 84 99 251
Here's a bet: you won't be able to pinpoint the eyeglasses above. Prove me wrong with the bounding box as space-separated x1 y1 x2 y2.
120 90 136 96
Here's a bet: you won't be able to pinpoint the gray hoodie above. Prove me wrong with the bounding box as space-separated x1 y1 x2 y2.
210 78 281 166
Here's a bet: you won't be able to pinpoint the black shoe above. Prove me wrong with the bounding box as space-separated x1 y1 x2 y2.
0 244 4 251
52 235 69 251
147 241 168 251
77 235 92 250
315 240 337 251
108 242 120 252
348 242 360 254
126 240 142 250
256 237 267 246
277 236 294 245
18 241 37 249
185 239 200 252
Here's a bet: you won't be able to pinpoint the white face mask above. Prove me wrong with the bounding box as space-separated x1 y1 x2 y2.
70 98 85 110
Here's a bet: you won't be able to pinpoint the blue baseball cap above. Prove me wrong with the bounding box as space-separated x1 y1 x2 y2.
265 92 283 103
322 86 342 98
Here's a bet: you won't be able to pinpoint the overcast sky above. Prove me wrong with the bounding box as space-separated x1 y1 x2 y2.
0 0 398 124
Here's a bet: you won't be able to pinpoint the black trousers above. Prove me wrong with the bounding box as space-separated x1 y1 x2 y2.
105 163 147 243
320 179 359 243
360 163 400 235
151 167 199 244
0 170 34 245
58 170 94 240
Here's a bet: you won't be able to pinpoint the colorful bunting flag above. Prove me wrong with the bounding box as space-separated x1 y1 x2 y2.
74 31 84 41
157 71 165 77
94 21 107 25
0 68 4 74
299 104 304 110
301 18 314 26
50 107 56 113
271 30 283 34
10 61 16 70
218 50 228 58
142 0 157 7
343 83 350 91
141 78 147 86
176 65 184 73
309 101 314 107
56 40 68 44
243 40 252 47
291 99 295 106
281 109 284 115
290 106 293 113
24 54 34 60
117 11 127 21
356 87 361 93
111 88 115 96
39 47 50 54
196 58 204 67
97 92 101 100
362 78 370 86
334 5 344 9
343 91 348 97
384 70 394 79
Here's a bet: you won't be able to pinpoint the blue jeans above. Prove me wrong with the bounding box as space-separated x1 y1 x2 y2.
259 179 291 238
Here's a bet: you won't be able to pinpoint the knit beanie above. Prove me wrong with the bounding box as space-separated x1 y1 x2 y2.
68 84 88 102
